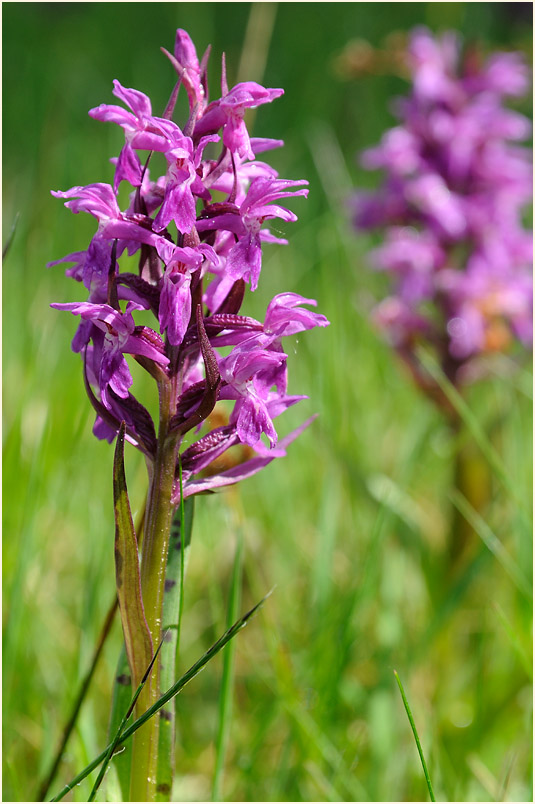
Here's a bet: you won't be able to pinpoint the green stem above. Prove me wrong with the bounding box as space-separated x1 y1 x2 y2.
393 670 435 802
129 378 179 802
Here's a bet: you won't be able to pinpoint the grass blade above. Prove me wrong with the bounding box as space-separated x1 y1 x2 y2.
212 533 244 801
393 670 436 802
450 489 532 599
106 645 133 799
50 593 270 801
35 598 119 802
417 348 529 516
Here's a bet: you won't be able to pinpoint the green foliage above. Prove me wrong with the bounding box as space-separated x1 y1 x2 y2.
3 3 532 802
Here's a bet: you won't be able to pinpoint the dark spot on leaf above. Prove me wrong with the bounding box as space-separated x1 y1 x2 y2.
164 579 177 591
173 539 182 551
157 783 171 794
116 673 131 686
160 709 173 722
163 630 173 642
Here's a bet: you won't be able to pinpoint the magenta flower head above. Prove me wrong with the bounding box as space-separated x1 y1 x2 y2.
352 27 532 389
49 27 328 495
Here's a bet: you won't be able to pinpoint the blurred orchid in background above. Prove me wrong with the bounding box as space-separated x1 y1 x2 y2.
352 27 532 392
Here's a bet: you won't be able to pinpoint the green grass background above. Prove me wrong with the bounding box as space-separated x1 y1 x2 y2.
3 2 532 801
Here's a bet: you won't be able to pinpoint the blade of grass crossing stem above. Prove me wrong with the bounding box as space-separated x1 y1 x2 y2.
393 670 436 802
107 645 133 799
156 493 194 802
88 635 167 801
212 533 244 801
50 593 270 801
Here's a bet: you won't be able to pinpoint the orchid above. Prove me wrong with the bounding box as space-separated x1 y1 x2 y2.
49 25 327 803
352 27 532 396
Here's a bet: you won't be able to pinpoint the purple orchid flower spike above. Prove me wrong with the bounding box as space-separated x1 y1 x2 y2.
352 26 532 392
50 26 328 802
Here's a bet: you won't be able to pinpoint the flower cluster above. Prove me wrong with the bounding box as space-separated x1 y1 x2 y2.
50 29 328 501
352 27 532 378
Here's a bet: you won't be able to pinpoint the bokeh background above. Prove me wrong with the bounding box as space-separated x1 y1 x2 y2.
3 3 532 802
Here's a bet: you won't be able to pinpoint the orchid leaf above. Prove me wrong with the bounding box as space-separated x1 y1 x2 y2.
113 422 153 692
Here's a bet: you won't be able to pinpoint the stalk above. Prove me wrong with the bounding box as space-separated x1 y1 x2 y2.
129 377 179 801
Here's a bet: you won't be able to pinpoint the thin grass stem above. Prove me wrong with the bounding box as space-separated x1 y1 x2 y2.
212 533 244 801
35 597 119 801
393 670 436 802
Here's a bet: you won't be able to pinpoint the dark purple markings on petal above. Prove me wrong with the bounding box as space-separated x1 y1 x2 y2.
164 579 176 591
107 239 120 310
117 273 161 317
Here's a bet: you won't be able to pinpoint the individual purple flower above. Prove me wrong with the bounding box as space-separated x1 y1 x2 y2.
153 133 218 233
197 177 308 290
219 345 288 447
195 82 284 160
157 243 218 346
89 81 182 191
51 300 169 407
